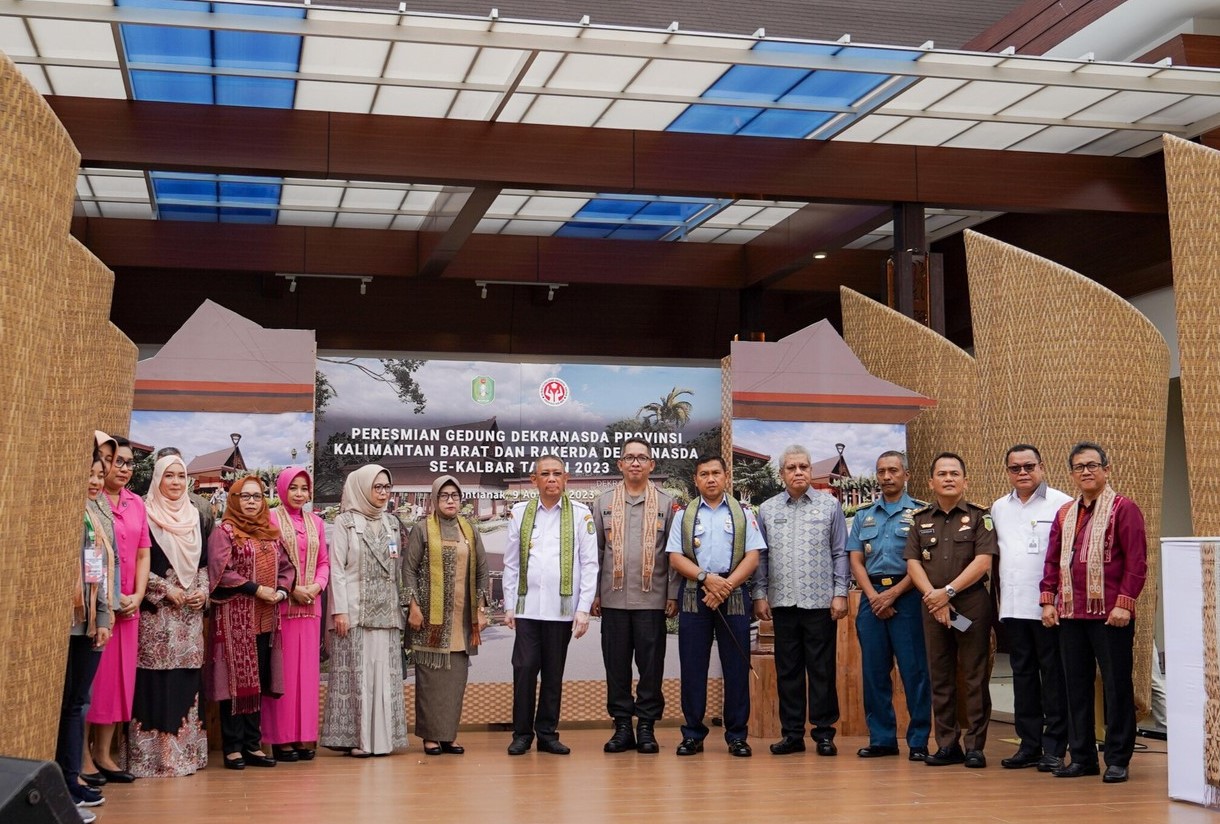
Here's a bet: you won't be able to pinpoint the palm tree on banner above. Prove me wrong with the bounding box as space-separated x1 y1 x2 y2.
637 387 694 430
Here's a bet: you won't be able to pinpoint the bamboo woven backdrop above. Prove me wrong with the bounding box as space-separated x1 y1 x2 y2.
0 54 137 759
965 230 1167 715
1164 135 1220 538
840 286 984 495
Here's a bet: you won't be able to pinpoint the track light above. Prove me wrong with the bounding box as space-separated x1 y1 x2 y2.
547 286 556 302
481 285 488 299
288 276 297 292
360 278 368 295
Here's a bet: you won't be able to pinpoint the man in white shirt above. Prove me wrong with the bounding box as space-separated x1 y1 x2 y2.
503 455 600 755
990 444 1072 772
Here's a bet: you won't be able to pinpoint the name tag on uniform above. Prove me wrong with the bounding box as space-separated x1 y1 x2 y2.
84 544 103 584
723 518 733 533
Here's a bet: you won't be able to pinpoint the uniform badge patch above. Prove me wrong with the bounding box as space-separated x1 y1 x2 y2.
922 549 932 561
982 514 994 532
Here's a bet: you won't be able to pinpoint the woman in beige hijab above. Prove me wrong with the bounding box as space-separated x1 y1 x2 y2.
320 465 408 757
405 476 489 755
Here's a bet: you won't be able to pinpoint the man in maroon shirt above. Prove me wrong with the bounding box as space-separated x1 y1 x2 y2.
1039 441 1147 784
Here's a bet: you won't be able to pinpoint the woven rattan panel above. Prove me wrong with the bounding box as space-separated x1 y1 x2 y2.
1164 135 1220 538
965 230 1167 715
840 286 984 495
0 55 137 759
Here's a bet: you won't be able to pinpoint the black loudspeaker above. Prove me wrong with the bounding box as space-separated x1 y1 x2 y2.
0 757 79 824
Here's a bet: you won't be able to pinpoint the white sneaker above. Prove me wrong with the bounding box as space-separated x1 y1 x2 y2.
78 808 97 824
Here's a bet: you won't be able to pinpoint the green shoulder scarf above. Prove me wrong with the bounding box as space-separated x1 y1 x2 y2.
680 496 747 615
517 495 574 616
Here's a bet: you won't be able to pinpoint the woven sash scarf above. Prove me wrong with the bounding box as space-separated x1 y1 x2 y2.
518 496 574 616
1057 484 1118 616
273 506 319 619
608 483 660 592
680 497 746 615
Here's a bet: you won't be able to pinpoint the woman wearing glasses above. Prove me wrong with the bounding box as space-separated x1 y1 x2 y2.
86 436 150 784
262 467 330 762
206 475 294 770
321 465 409 757
404 476 489 756
127 453 211 777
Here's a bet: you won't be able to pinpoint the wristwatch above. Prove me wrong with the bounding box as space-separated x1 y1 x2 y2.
945 584 957 599
696 570 708 584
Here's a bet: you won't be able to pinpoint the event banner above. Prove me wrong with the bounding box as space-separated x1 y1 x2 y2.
314 357 723 508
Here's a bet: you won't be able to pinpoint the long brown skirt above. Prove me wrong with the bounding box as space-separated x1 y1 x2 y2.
413 652 469 742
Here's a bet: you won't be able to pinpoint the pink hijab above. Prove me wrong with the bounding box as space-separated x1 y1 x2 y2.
276 466 311 520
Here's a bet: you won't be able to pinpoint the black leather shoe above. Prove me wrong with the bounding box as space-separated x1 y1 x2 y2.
273 746 300 762
439 742 464 755
857 745 900 758
1001 749 1041 769
423 744 443 756
816 740 838 757
908 747 929 762
79 772 107 788
676 738 703 756
507 736 533 756
537 739 570 755
727 739 752 758
769 737 806 755
636 720 659 754
964 750 987 768
924 745 966 766
96 767 135 784
222 755 245 771
604 718 636 753
1036 755 1063 773
296 748 316 761
243 751 276 768
1103 765 1129 783
1052 762 1100 778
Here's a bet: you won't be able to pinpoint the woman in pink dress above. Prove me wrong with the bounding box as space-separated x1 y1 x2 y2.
85 436 150 783
262 467 330 761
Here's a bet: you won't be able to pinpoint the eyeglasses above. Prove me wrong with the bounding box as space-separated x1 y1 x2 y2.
113 458 136 469
438 492 461 501
1070 461 1105 474
1006 462 1038 475
372 483 393 493
235 493 263 502
620 454 652 464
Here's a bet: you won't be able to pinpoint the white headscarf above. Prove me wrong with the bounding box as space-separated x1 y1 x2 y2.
341 464 391 519
144 455 202 588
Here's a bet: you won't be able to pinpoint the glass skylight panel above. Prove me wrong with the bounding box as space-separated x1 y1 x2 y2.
340 187 407 210
334 212 394 229
76 175 94 199
521 94 609 127
393 214 429 230
1140 96 1220 127
493 93 534 123
277 209 334 226
703 64 807 103
466 48 528 85
501 219 563 235
669 104 764 134
1008 125 1110 153
28 19 118 61
298 37 390 77
883 78 967 112
713 229 762 243
597 100 687 130
833 113 907 142
1071 130 1158 156
402 188 444 212
489 194 528 215
371 86 453 117
517 196 584 219
99 202 157 220
520 51 564 86
625 60 725 97
17 65 52 95
87 173 152 199
448 90 499 120
45 67 127 98
384 42 477 81
280 182 344 208
216 75 294 108
739 109 834 138
294 80 374 113
710 204 764 225
546 53 646 93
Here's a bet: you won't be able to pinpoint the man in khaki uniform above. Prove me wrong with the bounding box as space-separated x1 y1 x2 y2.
904 452 998 768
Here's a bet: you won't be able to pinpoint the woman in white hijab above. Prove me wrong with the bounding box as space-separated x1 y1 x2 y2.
319 465 409 757
127 454 211 777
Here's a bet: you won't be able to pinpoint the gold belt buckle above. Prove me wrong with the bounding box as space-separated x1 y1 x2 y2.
880 576 894 586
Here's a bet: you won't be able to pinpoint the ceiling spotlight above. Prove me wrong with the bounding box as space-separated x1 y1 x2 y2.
359 278 369 295
547 286 556 302
288 276 297 293
813 252 828 260
481 284 488 299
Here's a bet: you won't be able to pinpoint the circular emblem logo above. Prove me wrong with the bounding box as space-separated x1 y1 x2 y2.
539 378 569 407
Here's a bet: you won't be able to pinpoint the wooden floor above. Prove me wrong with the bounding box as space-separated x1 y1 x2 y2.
92 722 1205 824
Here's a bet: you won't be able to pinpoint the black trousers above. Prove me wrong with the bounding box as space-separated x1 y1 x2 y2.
512 618 572 742
1004 617 1068 757
56 635 101 789
772 606 839 741
219 631 272 755
1059 618 1136 768
600 607 667 721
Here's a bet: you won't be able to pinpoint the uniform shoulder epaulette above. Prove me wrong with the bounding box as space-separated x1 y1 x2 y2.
910 501 933 514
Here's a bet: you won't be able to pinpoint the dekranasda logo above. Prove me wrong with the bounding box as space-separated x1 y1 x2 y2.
539 378 569 406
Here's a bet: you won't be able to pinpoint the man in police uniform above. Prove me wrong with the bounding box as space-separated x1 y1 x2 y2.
666 454 765 757
847 450 932 760
591 437 678 754
904 452 998 768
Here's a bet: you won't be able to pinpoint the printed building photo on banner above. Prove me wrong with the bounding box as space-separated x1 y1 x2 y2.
728 320 934 521
314 355 723 705
130 300 316 506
